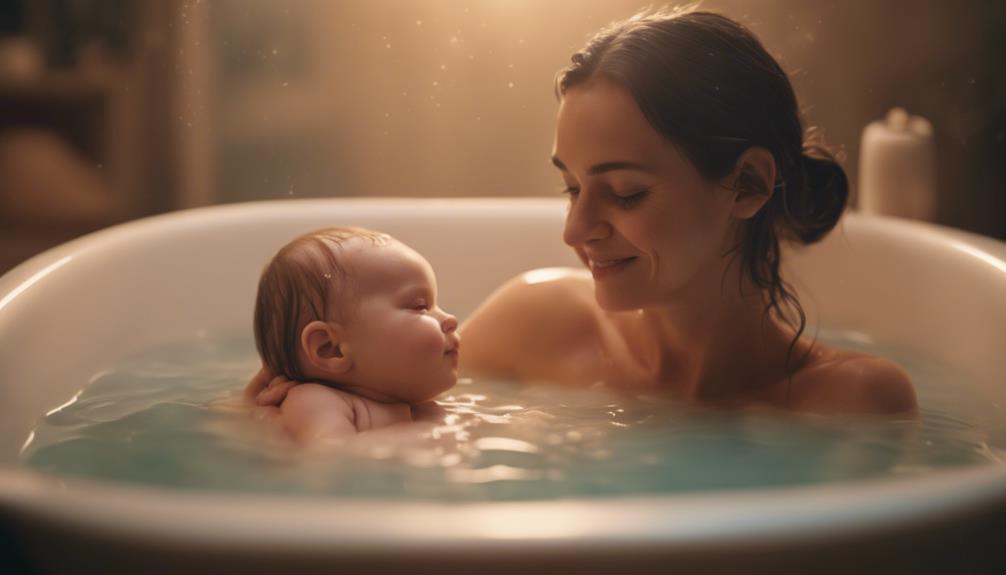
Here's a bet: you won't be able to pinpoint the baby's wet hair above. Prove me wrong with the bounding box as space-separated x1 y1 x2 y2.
253 226 391 381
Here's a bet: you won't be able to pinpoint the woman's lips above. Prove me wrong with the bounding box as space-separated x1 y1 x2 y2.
588 256 637 279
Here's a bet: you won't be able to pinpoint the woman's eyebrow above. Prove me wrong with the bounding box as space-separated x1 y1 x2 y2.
551 156 655 175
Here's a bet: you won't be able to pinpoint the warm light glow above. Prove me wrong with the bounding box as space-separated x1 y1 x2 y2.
522 267 577 285
946 239 1006 275
0 256 73 313
468 506 597 539
473 436 540 453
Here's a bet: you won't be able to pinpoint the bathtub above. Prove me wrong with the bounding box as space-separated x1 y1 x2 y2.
0 198 1004 574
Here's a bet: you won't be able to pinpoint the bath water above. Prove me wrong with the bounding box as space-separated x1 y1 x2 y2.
19 331 1005 501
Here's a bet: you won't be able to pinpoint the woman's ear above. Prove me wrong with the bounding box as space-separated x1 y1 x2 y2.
727 147 777 219
300 320 353 377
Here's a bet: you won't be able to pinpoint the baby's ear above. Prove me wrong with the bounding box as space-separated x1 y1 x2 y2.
300 320 352 376
727 146 776 220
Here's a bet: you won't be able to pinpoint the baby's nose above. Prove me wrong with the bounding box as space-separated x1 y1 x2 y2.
441 313 458 334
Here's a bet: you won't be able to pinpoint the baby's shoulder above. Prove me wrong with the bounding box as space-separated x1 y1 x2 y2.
279 383 359 441
282 383 357 420
792 348 917 416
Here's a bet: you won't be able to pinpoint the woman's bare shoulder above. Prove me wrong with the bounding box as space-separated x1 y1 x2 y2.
792 346 918 416
459 268 601 377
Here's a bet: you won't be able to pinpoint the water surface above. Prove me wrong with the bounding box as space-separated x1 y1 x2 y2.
20 330 1005 500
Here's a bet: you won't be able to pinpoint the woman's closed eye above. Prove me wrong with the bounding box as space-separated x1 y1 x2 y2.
613 188 649 208
559 184 580 199
559 183 648 209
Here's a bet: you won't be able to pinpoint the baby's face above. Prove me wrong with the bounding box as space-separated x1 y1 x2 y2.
337 239 459 404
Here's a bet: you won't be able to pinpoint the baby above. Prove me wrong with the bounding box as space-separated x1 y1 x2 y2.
244 226 460 443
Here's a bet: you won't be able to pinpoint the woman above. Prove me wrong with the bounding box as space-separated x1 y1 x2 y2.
459 8 916 415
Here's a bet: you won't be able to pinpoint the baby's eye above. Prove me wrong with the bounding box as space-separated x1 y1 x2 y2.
411 301 430 312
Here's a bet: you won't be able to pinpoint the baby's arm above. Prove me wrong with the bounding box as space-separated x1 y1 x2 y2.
279 383 358 442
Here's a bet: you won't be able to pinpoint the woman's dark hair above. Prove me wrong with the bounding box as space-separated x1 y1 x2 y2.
555 7 848 372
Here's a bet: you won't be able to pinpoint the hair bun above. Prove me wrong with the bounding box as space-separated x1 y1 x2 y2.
782 149 849 244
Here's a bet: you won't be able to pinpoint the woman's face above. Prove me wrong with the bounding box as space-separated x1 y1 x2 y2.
553 79 739 311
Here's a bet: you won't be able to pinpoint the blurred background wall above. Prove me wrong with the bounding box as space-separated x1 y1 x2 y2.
1 0 1003 274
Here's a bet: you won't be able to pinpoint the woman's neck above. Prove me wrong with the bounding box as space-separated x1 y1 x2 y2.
624 262 800 402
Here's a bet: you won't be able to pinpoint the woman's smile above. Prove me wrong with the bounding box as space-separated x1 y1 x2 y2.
586 255 638 279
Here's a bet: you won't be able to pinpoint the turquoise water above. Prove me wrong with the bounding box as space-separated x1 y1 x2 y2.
19 331 1005 501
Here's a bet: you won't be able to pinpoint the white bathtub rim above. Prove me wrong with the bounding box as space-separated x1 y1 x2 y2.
4 198 1006 304
1 463 1004 552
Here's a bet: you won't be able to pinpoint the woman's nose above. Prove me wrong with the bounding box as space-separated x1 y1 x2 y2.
563 192 611 247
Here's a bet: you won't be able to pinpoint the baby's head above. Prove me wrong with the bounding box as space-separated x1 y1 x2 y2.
254 227 459 404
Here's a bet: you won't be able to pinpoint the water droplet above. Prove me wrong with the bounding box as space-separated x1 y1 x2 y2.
432 80 439 87
440 64 447 70
385 43 392 49
450 36 459 44
384 112 390 118
282 81 288 87
272 49 277 55
416 20 422 26
507 82 514 88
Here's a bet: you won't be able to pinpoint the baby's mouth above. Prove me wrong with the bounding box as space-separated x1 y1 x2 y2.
444 340 460 359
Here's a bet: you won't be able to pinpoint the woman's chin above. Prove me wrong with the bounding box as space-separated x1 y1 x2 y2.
593 288 644 312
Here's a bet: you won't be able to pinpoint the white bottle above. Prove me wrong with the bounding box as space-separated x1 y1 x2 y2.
858 107 938 221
